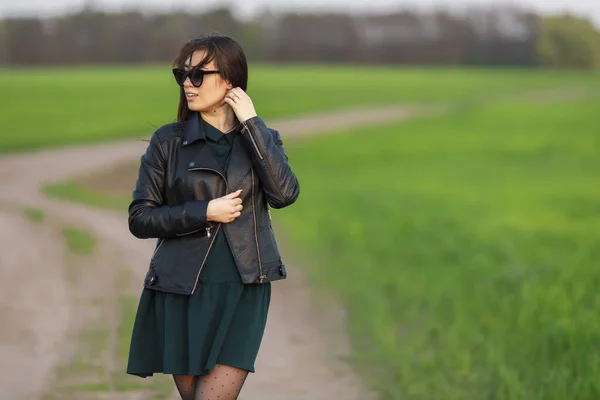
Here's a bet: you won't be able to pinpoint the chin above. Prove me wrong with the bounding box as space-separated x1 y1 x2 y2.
186 100 209 112
190 100 225 113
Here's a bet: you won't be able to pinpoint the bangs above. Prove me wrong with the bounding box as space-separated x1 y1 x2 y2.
174 40 218 70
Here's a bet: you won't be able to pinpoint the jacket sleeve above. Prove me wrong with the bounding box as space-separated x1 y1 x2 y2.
128 132 211 239
240 116 300 209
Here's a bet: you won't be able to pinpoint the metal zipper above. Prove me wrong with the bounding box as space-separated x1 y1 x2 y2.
188 166 229 294
176 228 202 236
252 168 266 282
190 223 220 294
243 121 264 160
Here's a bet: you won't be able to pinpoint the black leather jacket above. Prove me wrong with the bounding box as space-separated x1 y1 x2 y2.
128 113 300 295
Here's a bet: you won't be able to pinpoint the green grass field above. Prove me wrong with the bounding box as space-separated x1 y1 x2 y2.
6 64 600 398
274 94 600 399
1 64 597 152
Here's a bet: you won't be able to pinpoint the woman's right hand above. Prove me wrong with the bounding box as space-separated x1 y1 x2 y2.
207 189 243 223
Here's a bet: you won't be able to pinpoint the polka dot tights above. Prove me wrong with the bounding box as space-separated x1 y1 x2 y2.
173 364 249 400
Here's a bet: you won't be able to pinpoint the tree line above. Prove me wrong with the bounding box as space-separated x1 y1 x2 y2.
0 6 598 69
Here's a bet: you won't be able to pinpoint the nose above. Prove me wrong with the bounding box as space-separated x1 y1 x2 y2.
183 76 193 88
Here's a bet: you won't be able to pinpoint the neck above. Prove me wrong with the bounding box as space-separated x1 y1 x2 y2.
200 104 237 133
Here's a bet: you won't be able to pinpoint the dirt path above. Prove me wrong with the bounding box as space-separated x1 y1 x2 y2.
0 103 429 400
0 211 70 399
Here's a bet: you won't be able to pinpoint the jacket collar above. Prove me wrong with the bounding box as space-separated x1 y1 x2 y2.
182 112 241 147
182 112 205 146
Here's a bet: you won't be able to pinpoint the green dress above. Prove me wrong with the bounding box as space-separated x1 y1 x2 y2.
127 121 271 378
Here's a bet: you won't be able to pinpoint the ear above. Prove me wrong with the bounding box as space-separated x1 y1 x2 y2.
225 81 233 90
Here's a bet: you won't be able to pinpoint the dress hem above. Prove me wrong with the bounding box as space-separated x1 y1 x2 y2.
127 361 256 378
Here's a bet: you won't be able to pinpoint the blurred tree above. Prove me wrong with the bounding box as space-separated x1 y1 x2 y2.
463 7 539 66
239 19 265 62
434 11 469 65
0 20 7 65
264 13 359 63
144 13 191 63
537 14 600 69
0 6 594 68
4 18 46 65
198 7 243 38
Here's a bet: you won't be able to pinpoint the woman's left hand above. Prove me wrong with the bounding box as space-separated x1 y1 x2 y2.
224 87 257 123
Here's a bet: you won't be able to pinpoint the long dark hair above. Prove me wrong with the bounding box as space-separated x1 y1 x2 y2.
174 34 248 122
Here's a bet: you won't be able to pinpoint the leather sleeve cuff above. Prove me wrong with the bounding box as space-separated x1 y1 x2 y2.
187 200 209 225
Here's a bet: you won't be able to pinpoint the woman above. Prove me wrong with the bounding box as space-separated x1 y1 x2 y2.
126 34 300 400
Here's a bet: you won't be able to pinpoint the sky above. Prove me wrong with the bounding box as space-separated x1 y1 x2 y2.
0 0 598 26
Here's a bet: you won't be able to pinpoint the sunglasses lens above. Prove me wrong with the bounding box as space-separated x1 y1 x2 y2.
189 70 204 87
173 68 186 86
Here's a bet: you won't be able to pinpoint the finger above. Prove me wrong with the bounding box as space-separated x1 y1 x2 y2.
230 204 243 213
231 88 247 99
231 198 243 206
228 213 241 222
223 97 236 107
223 189 242 199
231 87 246 98
226 90 239 100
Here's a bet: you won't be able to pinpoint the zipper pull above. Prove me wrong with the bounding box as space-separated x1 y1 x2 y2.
206 227 211 238
268 209 271 220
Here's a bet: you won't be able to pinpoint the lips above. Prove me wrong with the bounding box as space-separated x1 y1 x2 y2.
185 92 198 99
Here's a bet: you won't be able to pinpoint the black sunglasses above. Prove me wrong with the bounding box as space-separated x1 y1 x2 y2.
172 67 220 88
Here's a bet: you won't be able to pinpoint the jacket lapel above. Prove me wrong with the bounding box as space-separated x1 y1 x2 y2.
226 134 253 190
187 142 225 177
185 113 252 189
184 113 226 177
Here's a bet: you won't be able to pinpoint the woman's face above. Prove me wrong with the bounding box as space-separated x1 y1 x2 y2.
183 50 232 113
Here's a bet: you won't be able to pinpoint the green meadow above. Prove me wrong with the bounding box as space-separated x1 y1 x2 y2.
0 64 597 152
276 93 600 399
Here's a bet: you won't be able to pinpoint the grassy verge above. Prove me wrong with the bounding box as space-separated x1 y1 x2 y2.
62 227 97 256
1 65 598 152
23 207 45 223
274 96 600 399
44 180 131 212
